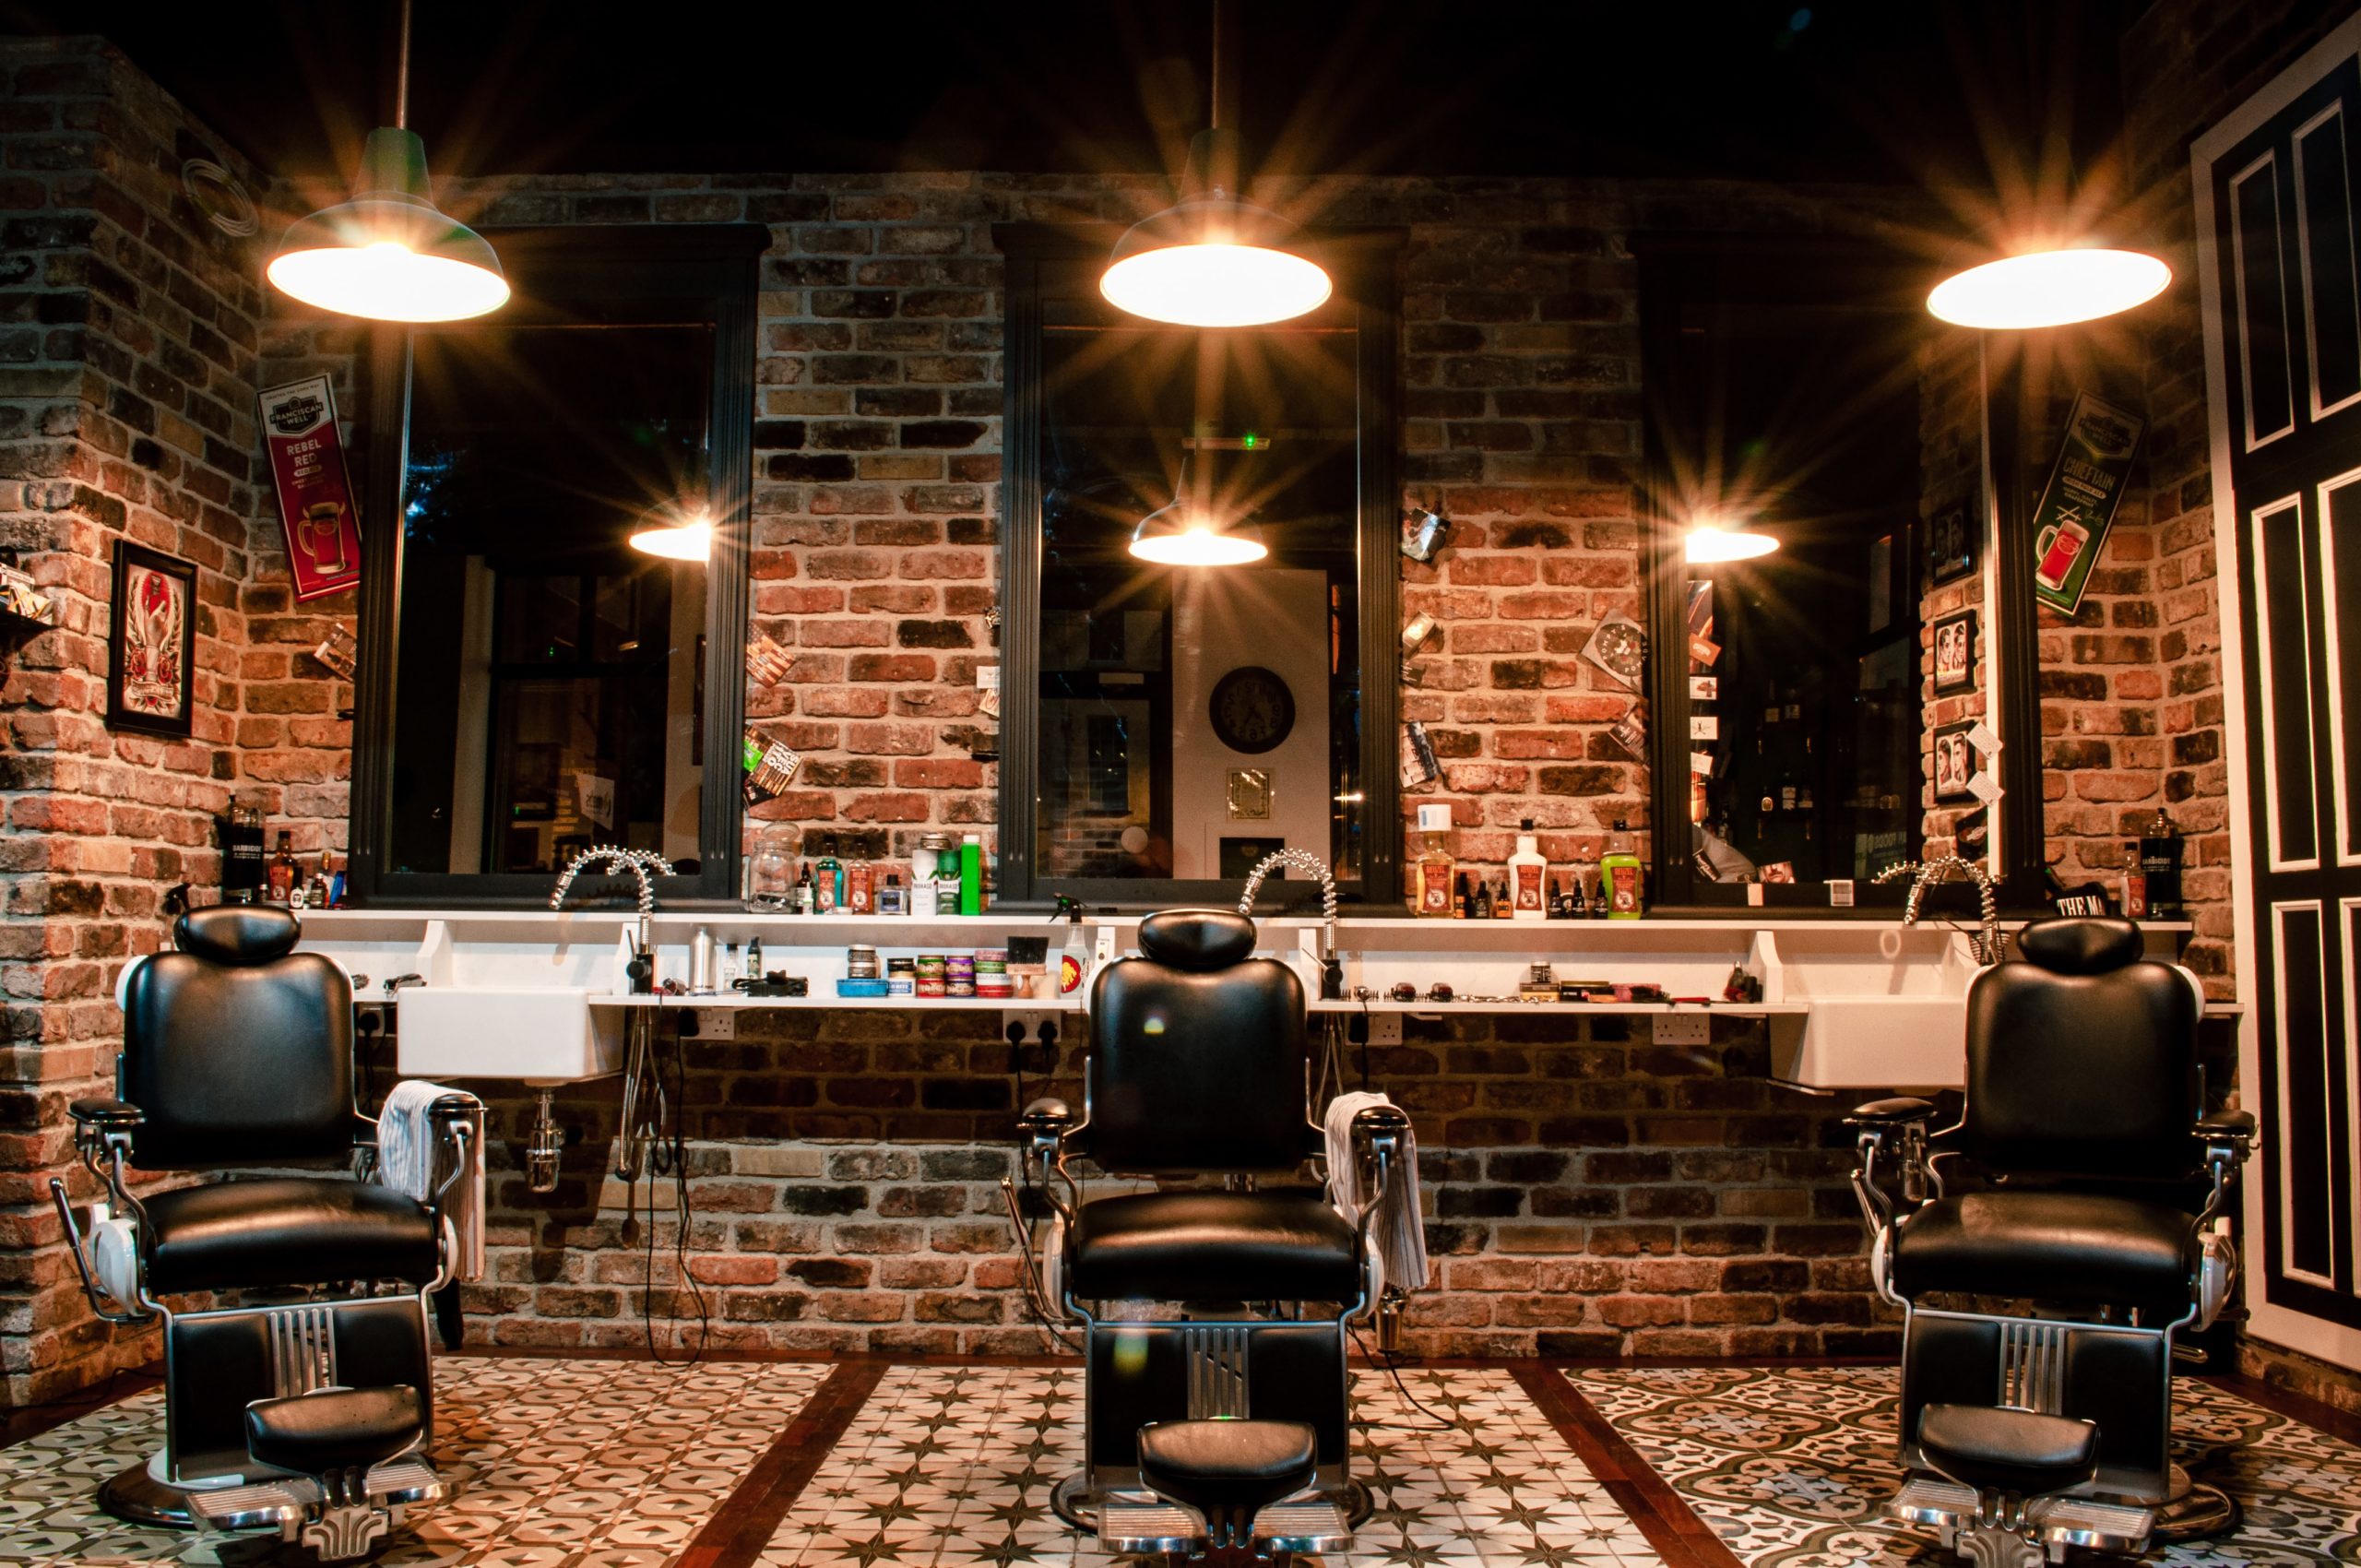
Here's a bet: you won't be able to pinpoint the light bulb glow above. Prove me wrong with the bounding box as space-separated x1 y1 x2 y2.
267 241 510 322
1928 247 2170 329
630 519 713 561
1685 523 1779 563
1130 523 1268 566
1101 243 1333 327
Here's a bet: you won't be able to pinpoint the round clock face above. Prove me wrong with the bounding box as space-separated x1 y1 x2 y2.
1208 666 1296 755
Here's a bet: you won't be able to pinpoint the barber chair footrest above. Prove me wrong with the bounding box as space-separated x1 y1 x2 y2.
1888 1478 2154 1556
189 1457 443 1562
1098 1494 1353 1558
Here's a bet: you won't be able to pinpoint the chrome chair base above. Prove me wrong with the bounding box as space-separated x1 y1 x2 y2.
100 1450 443 1562
1056 1474 1371 1536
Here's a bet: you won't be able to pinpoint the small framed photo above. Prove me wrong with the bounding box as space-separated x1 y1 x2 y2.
1929 506 1977 585
1226 767 1272 821
1930 609 1977 695
106 541 197 737
1932 720 1980 802
1400 503 1450 562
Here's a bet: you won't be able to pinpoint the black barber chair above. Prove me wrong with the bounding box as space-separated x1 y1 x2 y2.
49 906 478 1562
1848 916 2251 1564
1017 909 1408 1562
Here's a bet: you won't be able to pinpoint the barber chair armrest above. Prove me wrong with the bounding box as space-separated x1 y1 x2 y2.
1847 1097 1936 1125
2197 1109 2257 1141
1016 1098 1082 1227
68 1097 145 1131
65 1099 143 1182
1846 1099 1936 1230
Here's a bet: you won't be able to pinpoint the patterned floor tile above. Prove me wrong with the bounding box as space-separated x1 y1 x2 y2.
1563 1363 2361 1568
0 1356 830 1566
760 1365 1662 1568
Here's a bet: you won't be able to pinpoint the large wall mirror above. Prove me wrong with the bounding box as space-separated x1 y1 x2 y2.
1638 237 2043 912
995 225 1404 909
350 226 765 906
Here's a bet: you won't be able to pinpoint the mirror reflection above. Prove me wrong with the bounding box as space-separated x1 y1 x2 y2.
1034 291 1364 887
389 322 715 875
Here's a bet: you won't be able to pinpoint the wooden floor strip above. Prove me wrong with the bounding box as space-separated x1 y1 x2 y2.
1511 1363 1746 1568
679 1359 890 1568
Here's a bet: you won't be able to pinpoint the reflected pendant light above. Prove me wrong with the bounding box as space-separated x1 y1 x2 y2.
1928 245 2169 330
1100 0 1331 327
267 0 508 323
1685 520 1778 563
1130 457 1266 566
630 514 713 561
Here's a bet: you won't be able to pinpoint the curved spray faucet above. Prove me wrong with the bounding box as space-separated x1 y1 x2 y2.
1874 855 2003 966
1240 849 1343 999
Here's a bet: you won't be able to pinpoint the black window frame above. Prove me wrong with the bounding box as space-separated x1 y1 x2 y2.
347 223 767 909
993 221 1406 911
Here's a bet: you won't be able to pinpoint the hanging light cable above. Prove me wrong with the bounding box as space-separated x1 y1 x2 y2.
267 0 508 322
1130 453 1268 566
1100 0 1331 328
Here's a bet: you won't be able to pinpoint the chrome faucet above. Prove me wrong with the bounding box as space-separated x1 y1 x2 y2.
552 845 675 956
1875 856 2003 966
1240 849 1343 999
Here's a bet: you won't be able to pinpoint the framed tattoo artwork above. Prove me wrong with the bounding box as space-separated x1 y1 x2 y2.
106 541 197 738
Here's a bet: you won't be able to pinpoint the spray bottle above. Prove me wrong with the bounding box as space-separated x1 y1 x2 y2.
1054 895 1089 998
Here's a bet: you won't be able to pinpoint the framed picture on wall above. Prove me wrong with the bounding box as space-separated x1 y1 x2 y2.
1932 720 1980 802
1928 506 1976 585
1931 609 1978 695
106 541 196 738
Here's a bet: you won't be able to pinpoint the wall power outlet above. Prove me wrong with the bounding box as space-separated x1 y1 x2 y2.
1650 1012 1710 1047
694 1008 735 1039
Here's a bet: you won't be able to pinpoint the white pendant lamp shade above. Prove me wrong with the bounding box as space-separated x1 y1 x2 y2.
1927 246 2169 330
1129 493 1267 566
268 127 509 323
1102 194 1333 328
1685 521 1779 563
630 505 714 561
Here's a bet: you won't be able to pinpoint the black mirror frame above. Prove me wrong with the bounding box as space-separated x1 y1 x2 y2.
1635 236 2047 917
346 224 769 909
991 222 1407 911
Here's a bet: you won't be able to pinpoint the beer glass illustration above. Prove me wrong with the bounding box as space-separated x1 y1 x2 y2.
300 501 351 579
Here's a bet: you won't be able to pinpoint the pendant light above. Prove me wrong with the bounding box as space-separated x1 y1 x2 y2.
629 500 714 561
1130 455 1266 566
267 0 508 323
1100 0 1331 328
1927 246 2170 329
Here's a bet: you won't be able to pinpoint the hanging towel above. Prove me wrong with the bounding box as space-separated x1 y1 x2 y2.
379 1079 485 1282
1323 1090 1429 1297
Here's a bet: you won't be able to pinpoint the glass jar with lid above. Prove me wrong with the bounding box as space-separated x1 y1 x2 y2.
910 830 954 886
746 829 795 911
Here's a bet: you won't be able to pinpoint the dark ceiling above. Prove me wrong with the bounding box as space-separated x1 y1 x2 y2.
17 1 2136 192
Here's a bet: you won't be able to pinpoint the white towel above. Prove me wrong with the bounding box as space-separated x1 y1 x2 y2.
379 1079 485 1282
1323 1090 1429 1296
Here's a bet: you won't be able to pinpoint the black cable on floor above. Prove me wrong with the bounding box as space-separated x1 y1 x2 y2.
643 1016 709 1367
1348 1324 1459 1431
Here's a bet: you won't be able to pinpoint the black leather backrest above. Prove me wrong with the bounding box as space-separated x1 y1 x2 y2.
1962 917 2200 1181
1088 909 1309 1176
119 908 354 1169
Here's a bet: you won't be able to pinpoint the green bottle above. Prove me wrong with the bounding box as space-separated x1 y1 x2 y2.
1602 818 1643 919
814 836 843 914
958 833 983 916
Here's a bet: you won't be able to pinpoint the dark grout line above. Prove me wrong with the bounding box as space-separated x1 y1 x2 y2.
1512 1364 1747 1568
680 1359 892 1568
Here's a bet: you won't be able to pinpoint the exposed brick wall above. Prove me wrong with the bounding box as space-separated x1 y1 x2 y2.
0 37 272 1402
461 1010 1883 1359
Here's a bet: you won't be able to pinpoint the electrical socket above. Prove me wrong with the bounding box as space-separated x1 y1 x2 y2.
1368 1013 1404 1046
1651 1012 1710 1047
694 1008 736 1039
1000 1010 1054 1044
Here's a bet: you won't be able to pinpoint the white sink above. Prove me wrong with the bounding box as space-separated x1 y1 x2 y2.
396 986 625 1083
1774 995 1968 1091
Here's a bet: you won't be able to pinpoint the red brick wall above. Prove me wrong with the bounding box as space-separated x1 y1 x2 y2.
465 1010 1880 1359
0 38 273 1402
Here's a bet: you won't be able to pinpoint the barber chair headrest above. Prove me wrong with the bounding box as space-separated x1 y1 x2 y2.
175 905 303 966
2016 916 2142 976
1136 909 1258 971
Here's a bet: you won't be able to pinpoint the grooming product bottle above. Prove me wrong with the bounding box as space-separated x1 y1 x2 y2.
958 834 983 916
2122 840 2149 920
219 805 266 902
1454 872 1471 919
878 873 906 917
690 926 718 993
1510 819 1547 921
2140 808 2183 918
1603 819 1643 918
1493 879 1512 918
723 942 742 989
266 830 297 905
1472 878 1493 920
848 861 872 915
814 837 842 914
745 933 764 982
1056 895 1089 996
1415 803 1455 917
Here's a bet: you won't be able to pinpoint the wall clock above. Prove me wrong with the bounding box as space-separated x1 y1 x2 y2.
1208 665 1296 754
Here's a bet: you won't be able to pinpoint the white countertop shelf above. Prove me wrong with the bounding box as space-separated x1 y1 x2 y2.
591 992 1079 1011
1306 999 1810 1016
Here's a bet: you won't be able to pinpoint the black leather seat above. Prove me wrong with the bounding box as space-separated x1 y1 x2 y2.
145 1178 441 1294
1137 1419 1318 1513
1069 1190 1358 1302
1916 1405 2099 1497
1890 1190 2198 1313
244 1387 424 1475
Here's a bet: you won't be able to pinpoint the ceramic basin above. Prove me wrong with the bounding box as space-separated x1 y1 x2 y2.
1774 995 1967 1091
396 986 625 1082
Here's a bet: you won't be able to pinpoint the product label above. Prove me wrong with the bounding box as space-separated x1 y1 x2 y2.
1059 953 1085 994
1514 863 1544 911
1608 862 1641 914
1420 868 1453 914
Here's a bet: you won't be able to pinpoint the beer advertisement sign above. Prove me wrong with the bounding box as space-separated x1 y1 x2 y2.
2028 390 2143 618
259 374 363 602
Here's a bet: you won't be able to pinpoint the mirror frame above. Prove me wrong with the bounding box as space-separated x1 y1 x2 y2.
1635 233 2046 915
991 221 1406 910
347 224 768 908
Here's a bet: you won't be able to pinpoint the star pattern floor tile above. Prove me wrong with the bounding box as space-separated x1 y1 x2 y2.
0 1355 831 1566
1562 1363 2361 1568
756 1365 1662 1568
